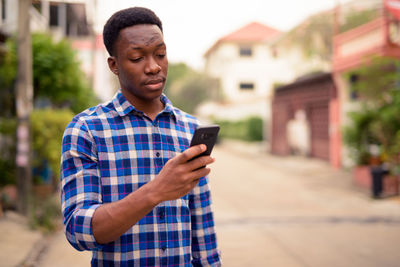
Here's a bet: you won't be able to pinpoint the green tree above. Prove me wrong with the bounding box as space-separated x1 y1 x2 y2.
0 33 98 188
277 11 334 61
0 33 98 114
0 118 17 185
340 8 379 33
31 109 74 184
275 4 379 62
213 116 263 142
164 62 192 95
165 63 222 114
0 39 17 117
344 57 400 172
343 109 378 165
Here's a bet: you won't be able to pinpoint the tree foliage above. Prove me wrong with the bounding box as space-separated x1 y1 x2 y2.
277 11 333 61
340 8 379 33
165 63 222 114
0 39 17 117
164 62 191 95
343 57 400 172
0 32 98 188
0 118 17 185
0 33 98 114
213 116 263 142
276 4 379 62
31 109 74 183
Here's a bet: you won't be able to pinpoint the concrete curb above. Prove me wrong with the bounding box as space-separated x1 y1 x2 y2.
0 211 43 267
19 235 51 267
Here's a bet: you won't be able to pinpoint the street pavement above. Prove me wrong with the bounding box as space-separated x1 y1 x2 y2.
5 140 400 266
211 140 400 267
0 212 43 267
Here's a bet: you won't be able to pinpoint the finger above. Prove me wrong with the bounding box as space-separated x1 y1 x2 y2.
177 144 206 163
190 178 201 189
190 166 211 180
187 155 215 171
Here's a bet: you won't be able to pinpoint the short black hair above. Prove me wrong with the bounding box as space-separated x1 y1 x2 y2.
103 7 163 56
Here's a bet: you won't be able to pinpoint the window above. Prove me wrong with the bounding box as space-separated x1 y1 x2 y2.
66 3 90 36
239 46 252 57
49 3 59 26
1 0 6 21
349 74 359 100
271 46 278 58
239 83 254 91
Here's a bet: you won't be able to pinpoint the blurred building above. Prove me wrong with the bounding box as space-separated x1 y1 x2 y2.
332 0 400 168
201 22 282 121
200 20 330 144
269 0 400 169
0 0 115 102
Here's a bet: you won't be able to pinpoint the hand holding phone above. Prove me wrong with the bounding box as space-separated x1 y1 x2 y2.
189 125 220 161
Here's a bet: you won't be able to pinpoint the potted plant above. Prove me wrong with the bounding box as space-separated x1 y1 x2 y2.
344 56 400 195
343 109 379 189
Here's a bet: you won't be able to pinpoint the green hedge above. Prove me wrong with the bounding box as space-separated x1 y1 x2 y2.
213 116 264 142
31 109 74 183
0 118 17 186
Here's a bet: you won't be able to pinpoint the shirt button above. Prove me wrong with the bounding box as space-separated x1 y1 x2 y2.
161 246 167 251
156 152 161 157
159 210 165 220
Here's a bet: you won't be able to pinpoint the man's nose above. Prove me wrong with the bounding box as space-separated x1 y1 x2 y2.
145 56 161 74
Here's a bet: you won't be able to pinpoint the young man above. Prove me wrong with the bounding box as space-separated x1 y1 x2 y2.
61 7 221 266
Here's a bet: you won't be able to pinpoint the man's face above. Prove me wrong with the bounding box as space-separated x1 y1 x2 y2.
109 24 168 103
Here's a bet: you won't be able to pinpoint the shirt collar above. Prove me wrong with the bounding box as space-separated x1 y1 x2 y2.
112 90 177 120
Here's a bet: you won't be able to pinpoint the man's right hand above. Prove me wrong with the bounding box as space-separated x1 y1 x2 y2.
149 144 215 203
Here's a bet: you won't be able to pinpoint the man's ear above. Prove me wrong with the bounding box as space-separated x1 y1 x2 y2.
107 56 119 75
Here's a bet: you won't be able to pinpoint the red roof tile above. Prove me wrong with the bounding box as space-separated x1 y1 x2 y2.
204 22 282 58
221 22 282 42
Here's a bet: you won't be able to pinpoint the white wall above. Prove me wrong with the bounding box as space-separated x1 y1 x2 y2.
203 39 330 121
0 0 18 34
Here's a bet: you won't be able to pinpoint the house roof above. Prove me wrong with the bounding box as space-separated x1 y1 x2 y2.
275 72 332 92
220 22 281 42
204 22 282 58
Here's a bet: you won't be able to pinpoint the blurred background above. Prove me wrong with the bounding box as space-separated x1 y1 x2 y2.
1 0 400 266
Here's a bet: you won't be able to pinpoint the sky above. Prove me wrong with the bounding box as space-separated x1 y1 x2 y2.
96 0 351 69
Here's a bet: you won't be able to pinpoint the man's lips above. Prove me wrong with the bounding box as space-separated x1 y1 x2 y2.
144 77 165 85
143 78 165 90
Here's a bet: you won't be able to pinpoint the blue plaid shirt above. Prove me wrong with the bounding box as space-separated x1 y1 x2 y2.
61 91 221 266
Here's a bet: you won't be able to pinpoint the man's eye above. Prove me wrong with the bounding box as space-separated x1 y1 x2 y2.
157 54 166 58
130 57 142 62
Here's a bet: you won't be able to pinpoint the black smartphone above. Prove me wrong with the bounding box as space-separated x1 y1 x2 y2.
189 125 220 160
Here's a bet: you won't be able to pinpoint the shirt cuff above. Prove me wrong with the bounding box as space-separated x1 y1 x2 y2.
66 204 102 251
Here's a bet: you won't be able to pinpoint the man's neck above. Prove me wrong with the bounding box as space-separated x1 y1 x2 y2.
122 92 165 121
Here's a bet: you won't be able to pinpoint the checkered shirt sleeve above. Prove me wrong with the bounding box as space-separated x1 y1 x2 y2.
61 114 103 251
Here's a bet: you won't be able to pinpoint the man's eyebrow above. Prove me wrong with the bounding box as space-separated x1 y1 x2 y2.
155 42 166 48
130 42 166 50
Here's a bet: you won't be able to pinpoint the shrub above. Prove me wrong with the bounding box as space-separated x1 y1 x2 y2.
31 109 74 184
213 116 263 142
0 118 17 186
29 194 61 233
343 109 378 165
343 57 400 172
165 63 223 114
0 33 99 114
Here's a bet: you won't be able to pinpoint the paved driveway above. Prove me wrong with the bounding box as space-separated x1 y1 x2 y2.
211 142 400 267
